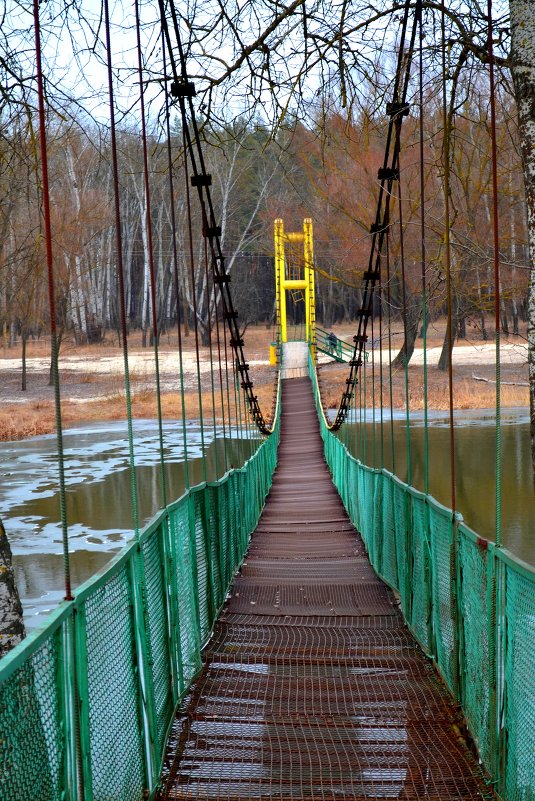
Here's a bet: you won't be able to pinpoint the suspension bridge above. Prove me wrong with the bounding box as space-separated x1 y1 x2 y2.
1 0 534 799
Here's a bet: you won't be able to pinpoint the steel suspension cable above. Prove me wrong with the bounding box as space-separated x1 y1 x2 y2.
211 265 231 473
397 149 412 486
202 235 221 478
327 0 421 432
163 39 190 489
363 342 368 465
182 124 207 481
135 0 168 508
386 234 396 473
371 313 377 467
486 0 502 547
156 0 276 436
441 4 456 514
32 0 72 600
103 0 140 535
379 249 385 469
418 4 430 496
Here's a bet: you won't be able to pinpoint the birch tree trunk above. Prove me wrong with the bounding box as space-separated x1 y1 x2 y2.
0 518 25 657
509 0 535 466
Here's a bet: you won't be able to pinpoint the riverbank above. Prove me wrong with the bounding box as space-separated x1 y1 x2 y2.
0 323 528 440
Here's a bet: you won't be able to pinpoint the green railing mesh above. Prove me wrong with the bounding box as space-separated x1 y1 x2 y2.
309 355 535 801
0 394 280 801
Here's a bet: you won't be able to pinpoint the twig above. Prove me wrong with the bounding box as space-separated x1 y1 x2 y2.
472 373 528 387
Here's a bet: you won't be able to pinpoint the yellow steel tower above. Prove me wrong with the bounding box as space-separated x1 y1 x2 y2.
274 218 316 358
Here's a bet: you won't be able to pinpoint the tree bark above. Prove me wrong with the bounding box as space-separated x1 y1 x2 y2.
391 296 421 369
0 517 25 657
509 0 535 466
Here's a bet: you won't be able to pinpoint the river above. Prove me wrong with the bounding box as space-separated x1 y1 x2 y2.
1 409 533 630
0 420 258 628
344 407 534 563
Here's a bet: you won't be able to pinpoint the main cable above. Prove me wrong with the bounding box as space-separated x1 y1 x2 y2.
327 0 422 431
156 0 277 436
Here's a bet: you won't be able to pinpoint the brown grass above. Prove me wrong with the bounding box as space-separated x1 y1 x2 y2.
0 381 279 441
318 362 528 412
0 320 528 441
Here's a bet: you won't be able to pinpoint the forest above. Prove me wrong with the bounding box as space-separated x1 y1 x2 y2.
0 79 529 376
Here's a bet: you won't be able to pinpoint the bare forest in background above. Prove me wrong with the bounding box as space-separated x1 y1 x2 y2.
0 79 529 380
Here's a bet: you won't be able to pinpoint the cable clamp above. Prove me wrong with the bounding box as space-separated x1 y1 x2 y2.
213 273 231 285
170 80 197 99
204 225 222 237
377 166 399 181
362 270 377 281
370 221 386 234
386 101 410 117
353 333 368 344
191 174 212 188
224 309 238 320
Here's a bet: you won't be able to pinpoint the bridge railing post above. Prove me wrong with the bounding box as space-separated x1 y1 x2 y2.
131 545 159 793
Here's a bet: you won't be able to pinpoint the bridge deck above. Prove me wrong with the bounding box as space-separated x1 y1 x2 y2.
159 377 490 800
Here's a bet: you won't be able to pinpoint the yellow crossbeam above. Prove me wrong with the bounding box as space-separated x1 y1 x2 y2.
274 218 316 347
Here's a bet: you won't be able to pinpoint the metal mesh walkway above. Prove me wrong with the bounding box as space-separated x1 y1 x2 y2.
158 377 492 801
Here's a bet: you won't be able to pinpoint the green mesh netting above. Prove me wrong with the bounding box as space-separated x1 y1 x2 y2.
380 474 398 588
409 488 432 653
0 626 63 801
308 354 535 800
458 524 494 771
170 497 202 686
0 395 280 801
142 522 174 755
428 499 457 694
84 564 145 801
392 477 410 618
504 561 535 801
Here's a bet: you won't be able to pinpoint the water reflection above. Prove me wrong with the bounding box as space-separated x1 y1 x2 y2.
0 420 259 627
344 408 535 565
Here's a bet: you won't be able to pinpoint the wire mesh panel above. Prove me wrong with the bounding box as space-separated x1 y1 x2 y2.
217 481 231 592
458 525 494 772
190 489 213 643
0 386 280 801
428 499 456 694
82 563 145 801
308 357 535 799
380 473 398 588
0 625 64 801
409 489 431 653
205 484 224 612
392 477 410 617
142 520 174 755
371 470 383 571
169 497 202 686
503 557 535 801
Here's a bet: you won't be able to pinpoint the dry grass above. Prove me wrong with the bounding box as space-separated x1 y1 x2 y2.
318 361 528 412
0 320 528 441
0 380 278 441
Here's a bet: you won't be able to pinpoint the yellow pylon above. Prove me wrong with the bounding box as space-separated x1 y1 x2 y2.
274 218 316 358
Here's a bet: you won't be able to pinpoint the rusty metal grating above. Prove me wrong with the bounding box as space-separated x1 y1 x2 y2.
158 378 493 801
